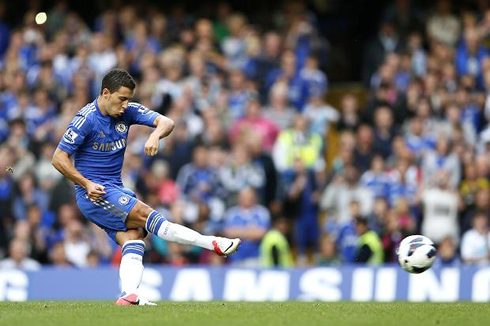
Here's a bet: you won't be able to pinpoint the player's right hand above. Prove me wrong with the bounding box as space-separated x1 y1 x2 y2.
85 181 106 201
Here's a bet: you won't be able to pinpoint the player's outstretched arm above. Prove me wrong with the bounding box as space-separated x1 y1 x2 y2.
144 115 175 156
52 148 106 200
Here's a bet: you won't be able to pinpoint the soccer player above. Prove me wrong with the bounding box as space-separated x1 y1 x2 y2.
52 69 241 305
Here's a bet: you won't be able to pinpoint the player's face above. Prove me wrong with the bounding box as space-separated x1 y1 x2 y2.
102 86 134 118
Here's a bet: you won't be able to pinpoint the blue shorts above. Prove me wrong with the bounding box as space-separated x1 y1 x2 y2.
76 184 139 242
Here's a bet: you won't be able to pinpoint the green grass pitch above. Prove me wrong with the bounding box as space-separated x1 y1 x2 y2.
1 302 489 326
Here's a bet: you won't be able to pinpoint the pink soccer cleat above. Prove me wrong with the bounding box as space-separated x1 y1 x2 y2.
115 293 157 306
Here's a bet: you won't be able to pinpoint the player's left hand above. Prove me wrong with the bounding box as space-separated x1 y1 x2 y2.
144 135 159 156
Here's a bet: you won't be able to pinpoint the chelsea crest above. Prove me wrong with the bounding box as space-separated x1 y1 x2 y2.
118 195 130 205
116 122 128 133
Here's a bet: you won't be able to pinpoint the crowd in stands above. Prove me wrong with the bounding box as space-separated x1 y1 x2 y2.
1 0 490 270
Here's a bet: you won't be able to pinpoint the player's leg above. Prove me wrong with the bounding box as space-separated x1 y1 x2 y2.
76 188 155 305
114 228 156 306
114 228 146 303
126 201 241 256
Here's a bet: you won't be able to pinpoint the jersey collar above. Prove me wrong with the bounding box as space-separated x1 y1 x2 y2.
94 98 112 122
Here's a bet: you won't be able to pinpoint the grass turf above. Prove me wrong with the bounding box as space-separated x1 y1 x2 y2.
0 302 489 326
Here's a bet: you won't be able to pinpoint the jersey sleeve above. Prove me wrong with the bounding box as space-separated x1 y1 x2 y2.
126 102 159 127
57 114 92 155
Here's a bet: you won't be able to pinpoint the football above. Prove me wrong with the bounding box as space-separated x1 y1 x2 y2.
397 235 437 274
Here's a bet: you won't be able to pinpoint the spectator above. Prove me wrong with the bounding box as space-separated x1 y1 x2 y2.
364 80 406 125
379 208 403 263
321 165 374 224
372 106 397 159
25 205 49 263
421 137 461 188
330 130 356 175
221 14 247 70
87 223 115 265
354 216 384 265
353 125 375 173
159 122 195 181
407 31 427 77
382 0 423 40
336 94 361 132
369 197 390 235
49 242 72 267
223 188 270 267
362 19 401 86
455 28 489 90
386 158 419 209
280 158 320 262
255 32 281 99
272 114 323 172
262 81 296 130
302 94 339 137
86 250 101 267
419 171 460 245
393 198 416 236
0 146 14 255
229 97 279 152
404 117 436 162
6 119 36 180
300 55 328 100
219 143 265 206
13 172 49 221
0 237 41 270
434 236 461 267
439 103 477 147
459 161 489 210
426 0 461 47
176 145 225 223
460 211 490 264
88 32 117 94
35 142 62 192
212 3 231 42
266 50 308 110
259 217 294 267
5 91 34 123
146 160 179 208
455 87 481 136
316 234 340 266
200 111 229 148
0 2 10 58
227 69 253 120
245 133 279 208
125 20 161 74
360 155 390 200
63 219 91 267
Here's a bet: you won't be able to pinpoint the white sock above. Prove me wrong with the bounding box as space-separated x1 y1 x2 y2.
119 240 145 296
145 210 215 250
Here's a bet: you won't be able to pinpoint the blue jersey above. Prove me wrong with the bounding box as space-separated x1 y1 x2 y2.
57 99 159 193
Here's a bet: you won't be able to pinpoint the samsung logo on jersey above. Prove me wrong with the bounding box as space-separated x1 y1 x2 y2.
93 139 127 152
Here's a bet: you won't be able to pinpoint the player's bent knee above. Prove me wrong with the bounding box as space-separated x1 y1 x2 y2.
127 201 152 228
135 202 152 218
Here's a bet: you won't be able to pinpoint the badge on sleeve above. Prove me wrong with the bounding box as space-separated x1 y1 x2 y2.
63 128 79 144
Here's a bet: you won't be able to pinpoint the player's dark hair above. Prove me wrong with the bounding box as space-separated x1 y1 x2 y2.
100 68 136 94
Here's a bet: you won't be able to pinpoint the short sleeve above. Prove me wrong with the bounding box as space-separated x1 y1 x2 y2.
126 102 159 127
57 114 92 155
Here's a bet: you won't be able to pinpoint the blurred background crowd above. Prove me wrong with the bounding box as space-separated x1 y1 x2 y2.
1 0 490 270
